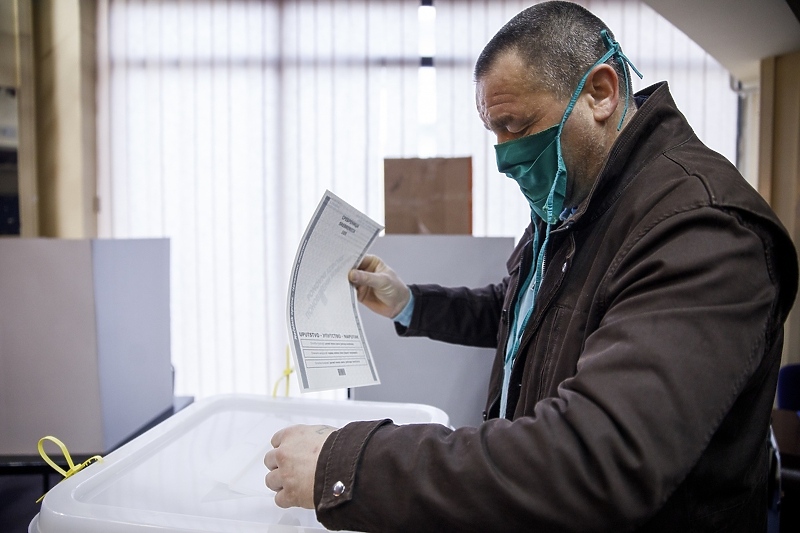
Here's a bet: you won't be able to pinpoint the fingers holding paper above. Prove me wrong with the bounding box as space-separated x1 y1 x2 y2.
348 254 410 319
264 424 337 509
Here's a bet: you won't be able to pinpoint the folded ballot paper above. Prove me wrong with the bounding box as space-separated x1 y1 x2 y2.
286 190 383 392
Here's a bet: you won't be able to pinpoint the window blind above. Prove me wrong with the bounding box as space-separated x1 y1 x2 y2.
97 0 737 400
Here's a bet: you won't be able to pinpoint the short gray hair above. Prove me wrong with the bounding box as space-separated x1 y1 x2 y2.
474 1 632 102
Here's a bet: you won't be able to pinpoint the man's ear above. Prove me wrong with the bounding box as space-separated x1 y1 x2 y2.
585 64 619 123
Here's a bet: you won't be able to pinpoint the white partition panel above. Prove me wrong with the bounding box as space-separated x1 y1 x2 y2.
0 239 172 455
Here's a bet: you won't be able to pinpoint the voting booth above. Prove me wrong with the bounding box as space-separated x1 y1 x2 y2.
30 394 449 532
0 238 173 455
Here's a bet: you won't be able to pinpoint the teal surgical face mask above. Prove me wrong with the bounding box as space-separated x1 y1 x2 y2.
495 123 565 223
495 30 642 224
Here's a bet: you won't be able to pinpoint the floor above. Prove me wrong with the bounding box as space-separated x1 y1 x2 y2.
0 473 59 533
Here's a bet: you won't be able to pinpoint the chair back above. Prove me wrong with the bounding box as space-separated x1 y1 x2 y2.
777 363 800 411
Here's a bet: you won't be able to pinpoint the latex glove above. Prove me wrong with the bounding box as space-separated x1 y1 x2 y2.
264 424 337 509
348 254 411 319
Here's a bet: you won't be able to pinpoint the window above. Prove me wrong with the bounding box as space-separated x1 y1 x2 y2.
97 0 737 399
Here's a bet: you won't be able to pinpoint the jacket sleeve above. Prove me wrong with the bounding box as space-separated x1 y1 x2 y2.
313 207 789 532
394 280 509 348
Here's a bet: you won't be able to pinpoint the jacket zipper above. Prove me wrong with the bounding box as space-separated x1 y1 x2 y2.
486 232 534 419
515 231 576 402
524 231 573 341
502 230 541 418
488 226 575 418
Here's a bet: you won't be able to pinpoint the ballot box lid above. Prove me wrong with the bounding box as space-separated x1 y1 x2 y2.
31 394 449 533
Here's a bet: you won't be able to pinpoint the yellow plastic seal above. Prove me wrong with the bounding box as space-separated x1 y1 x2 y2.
36 436 102 503
272 345 294 397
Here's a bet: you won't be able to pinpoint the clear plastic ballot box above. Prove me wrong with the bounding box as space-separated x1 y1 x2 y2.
31 394 449 533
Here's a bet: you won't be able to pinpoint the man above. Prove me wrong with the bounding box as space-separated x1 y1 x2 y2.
265 2 798 531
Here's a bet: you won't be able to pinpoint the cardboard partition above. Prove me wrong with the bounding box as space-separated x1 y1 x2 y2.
384 157 472 234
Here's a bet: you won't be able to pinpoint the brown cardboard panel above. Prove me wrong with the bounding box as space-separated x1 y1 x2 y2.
384 157 472 234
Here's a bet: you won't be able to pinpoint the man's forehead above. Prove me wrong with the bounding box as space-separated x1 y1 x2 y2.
476 50 546 98
483 49 532 79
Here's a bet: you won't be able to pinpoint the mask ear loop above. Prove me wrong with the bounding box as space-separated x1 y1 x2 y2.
546 29 644 223
600 29 644 130
536 31 645 293
545 40 617 226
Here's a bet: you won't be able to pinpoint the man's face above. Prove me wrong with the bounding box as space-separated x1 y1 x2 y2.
475 51 567 145
475 50 604 207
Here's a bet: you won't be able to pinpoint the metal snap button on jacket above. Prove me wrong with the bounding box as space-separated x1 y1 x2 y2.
332 481 345 497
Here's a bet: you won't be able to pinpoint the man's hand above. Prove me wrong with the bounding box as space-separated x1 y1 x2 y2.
264 424 337 509
348 254 411 318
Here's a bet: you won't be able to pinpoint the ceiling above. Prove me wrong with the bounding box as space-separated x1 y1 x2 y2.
643 0 800 84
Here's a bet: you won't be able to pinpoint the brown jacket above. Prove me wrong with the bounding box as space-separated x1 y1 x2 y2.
313 83 798 532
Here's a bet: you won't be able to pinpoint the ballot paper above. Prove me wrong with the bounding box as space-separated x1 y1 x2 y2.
287 190 383 392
